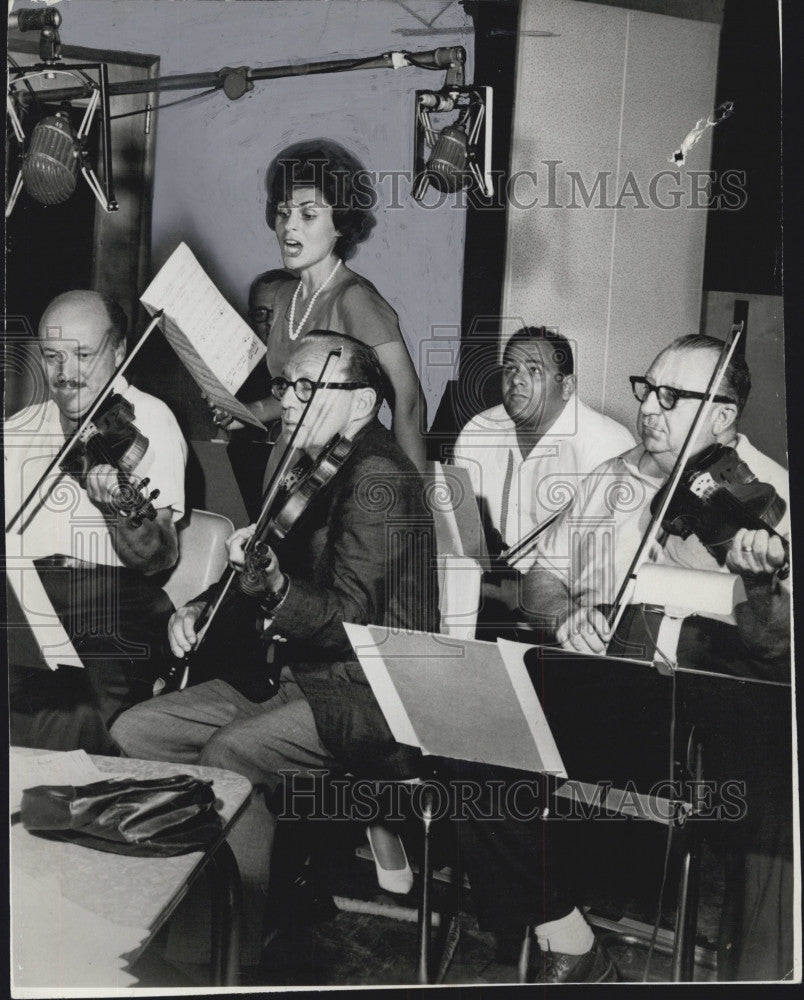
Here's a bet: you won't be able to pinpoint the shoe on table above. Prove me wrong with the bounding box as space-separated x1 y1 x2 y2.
539 939 617 983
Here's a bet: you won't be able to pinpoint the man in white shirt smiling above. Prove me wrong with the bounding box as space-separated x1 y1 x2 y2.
6 290 187 752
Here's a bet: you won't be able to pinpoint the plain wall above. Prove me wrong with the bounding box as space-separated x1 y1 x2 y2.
54 0 474 427
701 291 787 468
502 0 720 435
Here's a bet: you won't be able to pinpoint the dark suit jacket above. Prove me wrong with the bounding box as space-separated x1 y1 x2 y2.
224 419 439 777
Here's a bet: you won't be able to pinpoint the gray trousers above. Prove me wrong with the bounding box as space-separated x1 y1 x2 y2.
110 670 341 964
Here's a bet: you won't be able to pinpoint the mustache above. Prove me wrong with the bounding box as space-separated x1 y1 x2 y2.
52 376 83 390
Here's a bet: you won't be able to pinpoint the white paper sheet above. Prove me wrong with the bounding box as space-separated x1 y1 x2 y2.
140 242 267 428
5 539 84 672
11 868 147 988
9 749 105 812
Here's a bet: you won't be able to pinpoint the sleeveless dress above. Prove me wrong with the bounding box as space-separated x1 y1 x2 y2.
250 268 407 378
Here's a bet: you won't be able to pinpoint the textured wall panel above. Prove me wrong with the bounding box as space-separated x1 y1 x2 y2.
702 291 787 468
503 0 719 432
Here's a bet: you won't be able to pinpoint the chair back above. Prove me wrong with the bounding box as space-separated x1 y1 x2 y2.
161 508 234 610
426 463 483 640
436 554 482 639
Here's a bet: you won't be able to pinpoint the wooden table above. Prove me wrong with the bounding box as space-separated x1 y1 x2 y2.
10 748 252 988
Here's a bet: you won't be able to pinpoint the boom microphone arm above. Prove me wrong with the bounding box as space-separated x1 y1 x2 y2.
12 46 467 105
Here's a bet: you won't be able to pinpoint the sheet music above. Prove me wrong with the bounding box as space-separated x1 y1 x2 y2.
140 242 267 429
158 312 266 430
429 462 488 561
346 624 567 774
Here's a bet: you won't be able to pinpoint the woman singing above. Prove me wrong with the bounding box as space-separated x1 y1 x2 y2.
221 139 427 471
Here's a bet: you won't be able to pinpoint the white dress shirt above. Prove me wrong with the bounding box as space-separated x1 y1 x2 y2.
534 434 791 607
5 377 188 567
453 396 635 569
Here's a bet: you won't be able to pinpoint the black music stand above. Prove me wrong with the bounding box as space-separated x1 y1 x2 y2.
347 625 707 981
514 640 704 981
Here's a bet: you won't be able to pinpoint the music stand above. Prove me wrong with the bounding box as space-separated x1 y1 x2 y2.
346 625 707 981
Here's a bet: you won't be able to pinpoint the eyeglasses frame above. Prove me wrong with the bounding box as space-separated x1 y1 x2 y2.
270 376 371 403
629 376 736 412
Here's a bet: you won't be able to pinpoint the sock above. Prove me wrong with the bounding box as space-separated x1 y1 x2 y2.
535 907 595 955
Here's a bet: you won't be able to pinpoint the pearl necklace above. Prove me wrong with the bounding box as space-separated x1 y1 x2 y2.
288 259 341 341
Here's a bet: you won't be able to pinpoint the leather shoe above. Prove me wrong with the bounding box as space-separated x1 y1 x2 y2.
262 870 338 949
539 939 617 983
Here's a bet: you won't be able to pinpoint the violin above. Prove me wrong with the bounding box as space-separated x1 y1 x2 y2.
237 433 358 596
157 347 349 693
651 443 788 554
6 309 164 536
58 393 161 528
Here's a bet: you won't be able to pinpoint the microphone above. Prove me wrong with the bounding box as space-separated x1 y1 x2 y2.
9 7 62 31
419 91 456 113
407 47 465 70
413 86 493 202
21 108 80 206
425 124 470 193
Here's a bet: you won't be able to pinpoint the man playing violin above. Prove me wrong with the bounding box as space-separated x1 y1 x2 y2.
524 334 789 662
111 331 438 966
522 334 792 981
6 290 187 753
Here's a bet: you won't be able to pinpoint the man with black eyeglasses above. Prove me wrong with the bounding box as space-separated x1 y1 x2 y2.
522 334 791 981
111 330 439 968
524 334 789 656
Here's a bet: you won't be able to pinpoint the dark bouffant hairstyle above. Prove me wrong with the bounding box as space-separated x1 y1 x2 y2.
264 139 377 261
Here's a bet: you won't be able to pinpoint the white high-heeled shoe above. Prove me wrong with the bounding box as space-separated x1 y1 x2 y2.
366 824 414 894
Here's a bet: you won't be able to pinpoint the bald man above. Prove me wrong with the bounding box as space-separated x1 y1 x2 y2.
112 330 439 965
523 335 791 981
6 290 188 752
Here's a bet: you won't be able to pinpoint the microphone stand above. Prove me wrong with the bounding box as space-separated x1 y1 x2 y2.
12 46 467 105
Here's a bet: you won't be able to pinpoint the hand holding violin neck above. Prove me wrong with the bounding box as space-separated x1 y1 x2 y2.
238 541 284 598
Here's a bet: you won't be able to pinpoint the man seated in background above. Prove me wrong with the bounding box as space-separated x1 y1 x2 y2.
6 290 187 753
452 325 633 623
111 332 439 967
523 334 791 980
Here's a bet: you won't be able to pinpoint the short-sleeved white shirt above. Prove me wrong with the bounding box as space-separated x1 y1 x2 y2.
4 377 187 566
533 434 791 606
452 397 635 568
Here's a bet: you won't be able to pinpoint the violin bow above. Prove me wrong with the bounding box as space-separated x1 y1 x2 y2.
5 310 164 535
500 497 574 567
605 322 744 645
186 347 344 660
